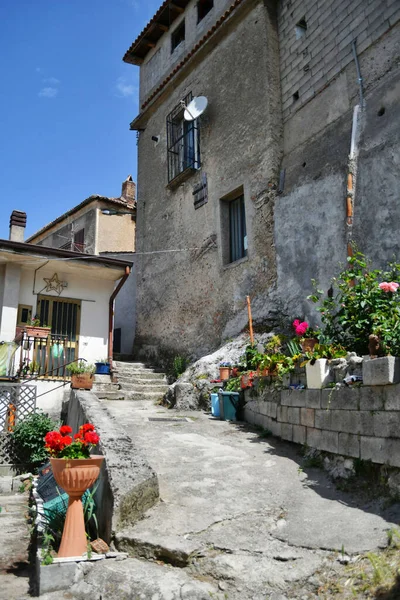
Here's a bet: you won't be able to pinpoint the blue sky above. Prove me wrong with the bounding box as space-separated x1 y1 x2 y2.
0 0 161 239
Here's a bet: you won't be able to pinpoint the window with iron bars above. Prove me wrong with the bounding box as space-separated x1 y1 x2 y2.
167 93 200 183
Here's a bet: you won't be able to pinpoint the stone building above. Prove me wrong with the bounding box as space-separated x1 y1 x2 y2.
27 177 137 356
124 0 400 360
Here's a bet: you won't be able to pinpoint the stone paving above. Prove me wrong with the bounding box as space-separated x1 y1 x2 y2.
43 398 400 599
0 489 31 600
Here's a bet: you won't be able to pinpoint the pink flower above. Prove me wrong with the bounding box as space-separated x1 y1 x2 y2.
295 321 309 336
379 281 399 293
292 319 301 328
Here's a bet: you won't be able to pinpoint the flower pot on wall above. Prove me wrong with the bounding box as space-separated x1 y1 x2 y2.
219 367 231 381
95 362 110 375
50 456 104 557
301 338 318 353
25 325 51 339
306 359 331 389
71 373 93 390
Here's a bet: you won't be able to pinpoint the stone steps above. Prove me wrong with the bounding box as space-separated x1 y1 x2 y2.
119 382 169 393
125 391 166 401
112 360 169 402
118 372 166 382
95 390 126 400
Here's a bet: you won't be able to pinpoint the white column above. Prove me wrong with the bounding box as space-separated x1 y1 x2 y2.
0 263 21 342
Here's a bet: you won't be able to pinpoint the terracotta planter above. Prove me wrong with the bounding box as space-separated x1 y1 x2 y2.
219 366 231 381
25 325 51 339
240 372 255 389
300 338 318 353
50 456 104 558
71 373 93 390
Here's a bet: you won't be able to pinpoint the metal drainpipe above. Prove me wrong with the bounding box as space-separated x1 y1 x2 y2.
352 39 364 108
108 266 131 372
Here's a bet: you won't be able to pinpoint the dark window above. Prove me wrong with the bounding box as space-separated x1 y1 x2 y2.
229 195 247 263
197 0 213 22
295 17 307 39
166 93 200 183
171 20 185 53
73 228 85 253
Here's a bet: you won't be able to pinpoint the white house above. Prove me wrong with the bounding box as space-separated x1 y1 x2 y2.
0 211 132 379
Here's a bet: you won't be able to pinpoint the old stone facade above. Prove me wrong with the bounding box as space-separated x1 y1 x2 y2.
124 0 400 360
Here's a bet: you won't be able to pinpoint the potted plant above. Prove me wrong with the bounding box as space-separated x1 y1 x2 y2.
219 362 231 380
309 251 400 385
25 316 51 339
292 319 319 353
302 344 347 389
44 423 103 558
66 361 95 390
95 359 110 375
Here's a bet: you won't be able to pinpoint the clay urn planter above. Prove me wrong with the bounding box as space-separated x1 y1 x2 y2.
50 456 104 558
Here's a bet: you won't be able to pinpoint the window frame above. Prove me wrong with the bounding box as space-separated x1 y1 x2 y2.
166 92 201 184
220 190 248 265
197 0 214 23
171 20 185 53
228 194 247 263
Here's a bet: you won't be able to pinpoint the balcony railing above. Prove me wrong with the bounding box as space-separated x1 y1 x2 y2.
18 332 76 380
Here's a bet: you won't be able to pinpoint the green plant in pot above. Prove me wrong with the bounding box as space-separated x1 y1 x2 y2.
66 361 95 390
301 343 347 389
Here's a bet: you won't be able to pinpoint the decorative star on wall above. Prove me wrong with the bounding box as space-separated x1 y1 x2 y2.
44 273 64 295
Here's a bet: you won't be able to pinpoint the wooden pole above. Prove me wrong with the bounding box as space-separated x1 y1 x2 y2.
246 295 254 346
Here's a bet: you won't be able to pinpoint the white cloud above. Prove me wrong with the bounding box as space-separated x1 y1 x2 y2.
38 87 58 98
115 77 137 98
43 77 60 85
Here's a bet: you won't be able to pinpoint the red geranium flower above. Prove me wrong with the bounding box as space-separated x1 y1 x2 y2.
84 431 99 445
60 425 72 436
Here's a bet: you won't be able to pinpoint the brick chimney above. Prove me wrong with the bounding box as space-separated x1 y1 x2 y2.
121 175 136 205
9 210 27 242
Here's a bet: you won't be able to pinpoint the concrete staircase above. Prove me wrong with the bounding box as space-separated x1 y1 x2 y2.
92 374 125 401
114 361 169 402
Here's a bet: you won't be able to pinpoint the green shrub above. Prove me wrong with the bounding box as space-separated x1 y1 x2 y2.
172 355 188 380
309 251 400 356
12 411 58 472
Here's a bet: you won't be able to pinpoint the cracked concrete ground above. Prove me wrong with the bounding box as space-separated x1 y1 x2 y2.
44 400 400 599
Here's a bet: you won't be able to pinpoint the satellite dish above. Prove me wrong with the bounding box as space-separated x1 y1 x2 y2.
184 96 208 121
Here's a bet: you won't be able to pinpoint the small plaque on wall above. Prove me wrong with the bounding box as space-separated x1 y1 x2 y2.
193 173 208 209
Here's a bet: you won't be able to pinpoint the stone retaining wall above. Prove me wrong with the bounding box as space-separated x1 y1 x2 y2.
65 390 159 543
244 385 400 467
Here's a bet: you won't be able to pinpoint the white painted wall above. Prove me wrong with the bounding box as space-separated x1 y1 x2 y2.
16 267 115 365
0 264 21 341
32 380 70 422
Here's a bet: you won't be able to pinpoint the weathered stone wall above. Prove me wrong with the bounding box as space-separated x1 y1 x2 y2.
131 0 400 360
66 390 159 543
135 0 282 360
139 0 240 106
274 19 400 321
277 0 400 122
244 385 400 467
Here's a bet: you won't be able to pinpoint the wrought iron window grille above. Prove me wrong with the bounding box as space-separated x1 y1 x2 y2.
167 92 201 184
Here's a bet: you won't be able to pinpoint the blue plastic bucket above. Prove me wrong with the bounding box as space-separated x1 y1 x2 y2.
211 393 220 417
220 392 239 421
95 362 110 375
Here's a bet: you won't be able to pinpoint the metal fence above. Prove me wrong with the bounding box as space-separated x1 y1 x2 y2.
18 333 74 379
0 383 37 464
